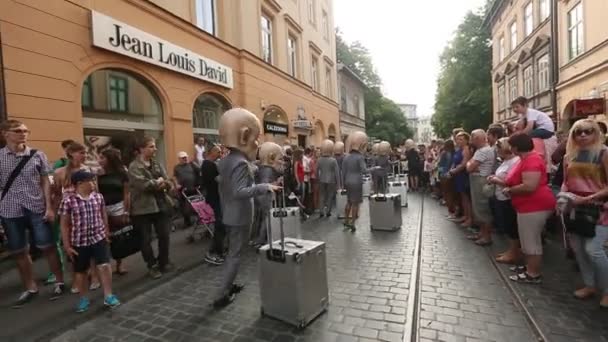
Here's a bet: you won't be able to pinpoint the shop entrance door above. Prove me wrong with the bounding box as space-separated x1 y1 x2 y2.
297 135 307 148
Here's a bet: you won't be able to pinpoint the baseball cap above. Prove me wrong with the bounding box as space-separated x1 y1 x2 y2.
71 170 96 185
178 151 188 158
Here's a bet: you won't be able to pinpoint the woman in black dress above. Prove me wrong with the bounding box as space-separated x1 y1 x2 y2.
405 139 422 191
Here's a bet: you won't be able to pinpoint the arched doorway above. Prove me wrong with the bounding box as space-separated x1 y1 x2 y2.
193 92 231 144
81 68 164 169
263 105 289 144
328 124 337 142
313 121 325 147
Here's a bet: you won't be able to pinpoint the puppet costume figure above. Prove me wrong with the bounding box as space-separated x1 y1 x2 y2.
316 140 341 218
213 108 275 308
252 142 284 246
341 132 369 231
373 141 392 194
334 141 345 172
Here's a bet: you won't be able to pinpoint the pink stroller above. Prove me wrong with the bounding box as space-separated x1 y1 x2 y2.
182 189 215 243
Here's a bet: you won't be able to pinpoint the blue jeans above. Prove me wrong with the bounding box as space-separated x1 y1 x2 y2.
570 225 608 295
0 209 54 253
530 128 554 139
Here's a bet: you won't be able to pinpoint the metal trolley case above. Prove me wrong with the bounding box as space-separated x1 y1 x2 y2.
269 205 301 239
362 176 372 197
388 163 408 207
369 177 402 231
258 190 329 329
336 189 347 219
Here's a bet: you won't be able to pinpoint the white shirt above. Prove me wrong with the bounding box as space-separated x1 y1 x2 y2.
195 144 205 165
494 156 520 201
525 108 554 132
303 155 311 182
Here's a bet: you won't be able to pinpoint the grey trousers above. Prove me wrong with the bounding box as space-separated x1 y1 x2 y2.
570 225 608 295
215 224 249 299
319 182 337 214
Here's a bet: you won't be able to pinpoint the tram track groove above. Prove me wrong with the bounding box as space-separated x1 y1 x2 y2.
403 195 424 342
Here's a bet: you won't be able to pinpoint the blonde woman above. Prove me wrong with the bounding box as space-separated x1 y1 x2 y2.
405 139 422 192
561 119 608 307
447 132 473 228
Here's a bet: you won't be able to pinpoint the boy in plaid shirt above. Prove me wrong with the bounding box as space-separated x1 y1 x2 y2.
59 170 120 312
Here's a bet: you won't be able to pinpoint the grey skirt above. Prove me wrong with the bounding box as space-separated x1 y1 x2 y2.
469 174 493 225
345 183 363 204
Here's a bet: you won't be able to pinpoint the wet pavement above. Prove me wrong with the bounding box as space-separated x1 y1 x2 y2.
3 193 608 342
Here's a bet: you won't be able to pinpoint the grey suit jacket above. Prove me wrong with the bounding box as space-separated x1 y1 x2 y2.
218 149 271 227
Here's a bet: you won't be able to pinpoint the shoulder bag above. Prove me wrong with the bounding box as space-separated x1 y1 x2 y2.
1 149 38 201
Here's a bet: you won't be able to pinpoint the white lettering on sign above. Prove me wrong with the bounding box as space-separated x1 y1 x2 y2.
92 11 233 89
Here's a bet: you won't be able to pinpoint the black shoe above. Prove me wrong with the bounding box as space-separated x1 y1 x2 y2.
319 213 325 218
204 253 225 266
49 283 65 301
13 290 38 309
230 283 245 295
213 293 235 309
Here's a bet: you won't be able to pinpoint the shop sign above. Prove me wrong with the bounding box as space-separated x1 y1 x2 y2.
574 98 605 117
292 120 313 130
91 11 233 89
264 121 288 135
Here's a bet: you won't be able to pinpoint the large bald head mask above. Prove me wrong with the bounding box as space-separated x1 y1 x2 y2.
219 108 261 160
258 142 284 171
334 141 345 155
378 141 391 156
321 139 335 157
347 131 369 152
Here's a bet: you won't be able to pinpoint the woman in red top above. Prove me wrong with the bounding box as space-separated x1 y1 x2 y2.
503 133 556 284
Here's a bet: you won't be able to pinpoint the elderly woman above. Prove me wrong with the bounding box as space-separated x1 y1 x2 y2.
405 139 421 192
560 119 608 308
503 133 555 284
487 138 521 263
466 129 497 246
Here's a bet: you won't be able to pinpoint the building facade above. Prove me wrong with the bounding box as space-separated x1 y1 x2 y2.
398 103 419 140
556 0 607 127
0 0 339 168
486 0 554 125
337 63 365 141
416 117 436 145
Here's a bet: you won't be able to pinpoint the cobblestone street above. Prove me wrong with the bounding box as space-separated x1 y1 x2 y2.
33 194 608 342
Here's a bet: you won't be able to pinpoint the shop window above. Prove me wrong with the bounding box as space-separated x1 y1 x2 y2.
81 68 165 167
109 75 128 112
193 93 231 141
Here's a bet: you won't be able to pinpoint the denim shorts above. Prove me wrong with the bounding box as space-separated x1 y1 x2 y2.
0 209 54 253
73 240 110 273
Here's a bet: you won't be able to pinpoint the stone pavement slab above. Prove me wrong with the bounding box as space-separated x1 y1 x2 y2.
51 196 422 342
418 199 536 342
489 236 608 342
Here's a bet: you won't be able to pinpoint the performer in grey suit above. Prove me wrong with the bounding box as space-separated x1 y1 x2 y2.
317 140 341 217
342 131 371 231
213 108 280 308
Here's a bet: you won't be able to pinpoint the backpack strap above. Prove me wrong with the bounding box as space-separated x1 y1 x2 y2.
1 149 38 200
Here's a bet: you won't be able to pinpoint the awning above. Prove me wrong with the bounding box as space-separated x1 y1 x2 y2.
563 98 606 119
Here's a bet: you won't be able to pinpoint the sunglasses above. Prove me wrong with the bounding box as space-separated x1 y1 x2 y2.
8 129 30 134
574 128 595 137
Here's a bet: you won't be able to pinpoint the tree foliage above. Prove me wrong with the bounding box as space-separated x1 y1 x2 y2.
336 30 412 145
431 10 492 138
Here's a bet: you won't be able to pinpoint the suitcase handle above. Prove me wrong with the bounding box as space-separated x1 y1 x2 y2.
267 185 287 259
283 241 303 249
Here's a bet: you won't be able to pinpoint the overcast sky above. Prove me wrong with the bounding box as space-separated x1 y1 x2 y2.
334 0 487 118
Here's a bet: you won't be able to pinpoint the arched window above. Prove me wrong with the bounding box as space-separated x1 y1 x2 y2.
192 93 231 143
81 68 165 167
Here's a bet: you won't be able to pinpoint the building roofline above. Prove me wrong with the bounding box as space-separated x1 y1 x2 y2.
482 0 505 30
337 63 367 88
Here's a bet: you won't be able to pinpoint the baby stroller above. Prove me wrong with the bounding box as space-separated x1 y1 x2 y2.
181 189 215 243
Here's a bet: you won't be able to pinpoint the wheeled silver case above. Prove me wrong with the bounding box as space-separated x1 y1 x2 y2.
258 190 329 328
369 177 402 231
336 189 347 219
269 207 301 239
362 176 371 197
387 181 408 207
369 194 402 231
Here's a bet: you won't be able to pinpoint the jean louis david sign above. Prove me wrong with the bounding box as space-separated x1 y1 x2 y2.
91 11 233 89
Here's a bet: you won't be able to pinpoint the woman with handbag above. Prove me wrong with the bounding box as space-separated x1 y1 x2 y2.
560 119 608 308
97 148 130 275
503 133 556 285
128 136 174 280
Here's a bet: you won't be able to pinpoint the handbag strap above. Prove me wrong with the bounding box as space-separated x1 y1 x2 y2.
1 149 38 201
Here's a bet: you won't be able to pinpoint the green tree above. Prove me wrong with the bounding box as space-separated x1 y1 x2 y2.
336 30 412 144
432 10 492 138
